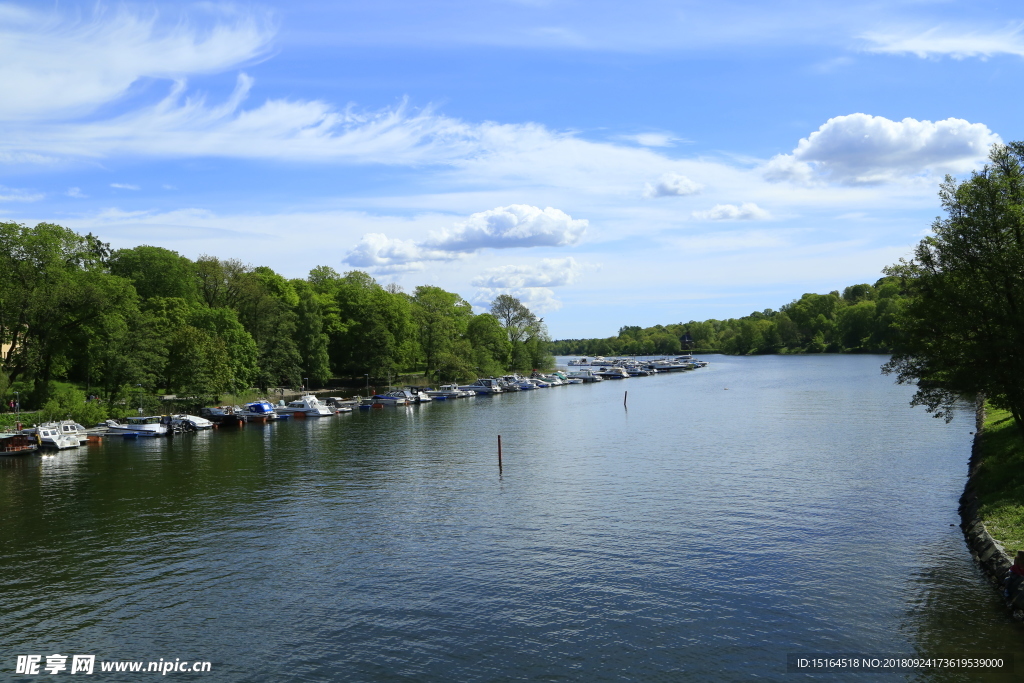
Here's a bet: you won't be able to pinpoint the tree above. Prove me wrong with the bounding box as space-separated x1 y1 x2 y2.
490 294 542 370
412 286 472 380
884 143 1024 433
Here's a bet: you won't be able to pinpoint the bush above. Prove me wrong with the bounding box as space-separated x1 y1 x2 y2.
39 387 107 426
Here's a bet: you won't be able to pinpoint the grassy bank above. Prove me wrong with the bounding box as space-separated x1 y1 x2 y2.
976 405 1024 554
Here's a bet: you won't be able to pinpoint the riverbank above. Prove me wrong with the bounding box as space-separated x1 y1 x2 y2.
960 401 1024 616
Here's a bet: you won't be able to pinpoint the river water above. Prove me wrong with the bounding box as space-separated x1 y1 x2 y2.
2 355 1022 681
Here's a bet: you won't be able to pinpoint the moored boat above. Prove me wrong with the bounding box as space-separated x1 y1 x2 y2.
0 432 38 455
275 394 333 417
104 416 169 436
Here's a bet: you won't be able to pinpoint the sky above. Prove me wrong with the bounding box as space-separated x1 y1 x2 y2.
0 0 1021 338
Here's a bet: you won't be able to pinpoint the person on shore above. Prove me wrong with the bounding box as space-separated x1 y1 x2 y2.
1011 551 1024 578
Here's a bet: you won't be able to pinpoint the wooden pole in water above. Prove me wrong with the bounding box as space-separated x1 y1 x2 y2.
498 434 503 474
624 391 628 408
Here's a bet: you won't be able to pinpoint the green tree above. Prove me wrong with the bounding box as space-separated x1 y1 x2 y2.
884 143 1024 431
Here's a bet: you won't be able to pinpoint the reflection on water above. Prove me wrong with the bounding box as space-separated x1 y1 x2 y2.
1 355 1021 681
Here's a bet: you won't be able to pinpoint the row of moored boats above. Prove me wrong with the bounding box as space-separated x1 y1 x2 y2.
0 356 709 452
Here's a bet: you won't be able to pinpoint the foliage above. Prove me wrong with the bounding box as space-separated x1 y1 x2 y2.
883 143 1024 430
975 405 1024 554
0 221 574 408
551 279 909 358
39 386 107 425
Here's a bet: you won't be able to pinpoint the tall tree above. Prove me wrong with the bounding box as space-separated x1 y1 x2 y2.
884 143 1024 433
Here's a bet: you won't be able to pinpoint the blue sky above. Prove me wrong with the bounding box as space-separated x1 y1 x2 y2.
1 1 1021 338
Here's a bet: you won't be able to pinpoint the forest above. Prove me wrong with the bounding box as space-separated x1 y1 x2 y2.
550 279 911 357
0 221 553 414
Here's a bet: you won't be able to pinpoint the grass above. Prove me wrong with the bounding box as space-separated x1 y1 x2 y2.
975 405 1024 554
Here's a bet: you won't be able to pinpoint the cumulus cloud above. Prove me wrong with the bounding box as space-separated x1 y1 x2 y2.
343 205 587 272
692 202 770 221
425 205 586 251
765 113 1000 185
862 25 1024 59
472 287 562 314
343 233 456 272
0 5 273 121
472 258 584 288
643 173 703 198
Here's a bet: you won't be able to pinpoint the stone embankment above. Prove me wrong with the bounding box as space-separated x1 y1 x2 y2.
959 399 1024 618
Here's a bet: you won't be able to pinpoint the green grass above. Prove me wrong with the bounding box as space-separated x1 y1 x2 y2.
975 405 1024 554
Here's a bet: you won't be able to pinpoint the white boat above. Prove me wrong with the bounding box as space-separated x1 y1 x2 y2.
47 420 90 445
276 394 333 417
425 384 470 399
29 424 81 449
372 392 409 406
595 366 630 379
171 414 214 430
104 416 169 436
567 369 603 383
459 378 503 394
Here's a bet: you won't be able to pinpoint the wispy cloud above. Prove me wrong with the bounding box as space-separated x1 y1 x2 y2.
0 5 273 121
66 187 86 198
0 185 43 202
110 183 140 190
862 24 1024 59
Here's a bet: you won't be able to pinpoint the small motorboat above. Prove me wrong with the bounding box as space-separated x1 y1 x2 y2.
104 416 169 436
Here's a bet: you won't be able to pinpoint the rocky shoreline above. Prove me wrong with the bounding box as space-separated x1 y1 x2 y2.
959 398 1024 619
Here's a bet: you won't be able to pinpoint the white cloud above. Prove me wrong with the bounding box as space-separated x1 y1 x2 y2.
66 187 86 198
472 257 584 288
0 5 272 122
862 24 1024 59
621 132 680 148
472 287 562 314
343 205 587 271
765 113 1000 185
426 205 587 251
0 185 43 202
643 173 703 198
111 183 140 190
692 202 770 221
343 233 456 273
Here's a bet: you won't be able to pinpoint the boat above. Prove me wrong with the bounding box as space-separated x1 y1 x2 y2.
275 394 333 417
425 384 471 399
372 392 409 406
0 432 38 455
239 400 287 421
170 414 215 430
323 397 355 413
199 406 246 427
567 358 590 366
24 420 90 446
104 416 169 436
595 366 630 379
459 378 503 394
567 369 603 383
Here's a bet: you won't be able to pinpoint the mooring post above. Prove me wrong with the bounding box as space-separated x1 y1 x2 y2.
498 434 503 474
624 390 628 408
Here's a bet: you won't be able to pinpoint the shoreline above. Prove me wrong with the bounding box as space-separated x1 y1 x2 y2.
959 397 1024 618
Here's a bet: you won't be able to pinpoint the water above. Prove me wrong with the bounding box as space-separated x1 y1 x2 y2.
2 355 1022 681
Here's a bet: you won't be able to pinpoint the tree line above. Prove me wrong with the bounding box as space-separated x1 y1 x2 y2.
0 222 553 413
551 278 912 357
